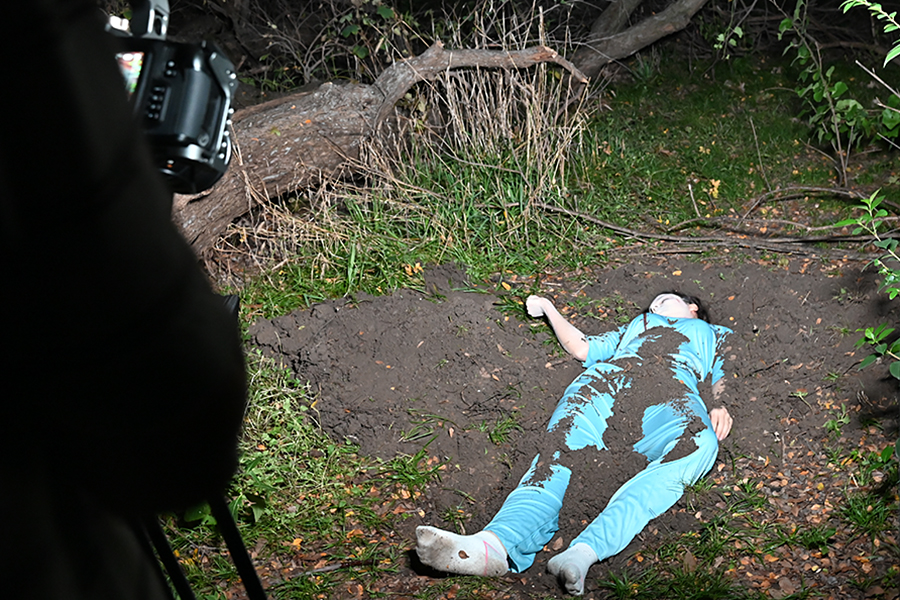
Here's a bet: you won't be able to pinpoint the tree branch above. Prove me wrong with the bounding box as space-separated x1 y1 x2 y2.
573 0 711 81
532 201 897 255
373 41 587 124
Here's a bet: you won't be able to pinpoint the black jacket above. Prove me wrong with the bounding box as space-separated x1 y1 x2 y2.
1 1 247 596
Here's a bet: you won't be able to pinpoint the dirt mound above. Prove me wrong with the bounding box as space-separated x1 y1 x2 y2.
248 256 898 596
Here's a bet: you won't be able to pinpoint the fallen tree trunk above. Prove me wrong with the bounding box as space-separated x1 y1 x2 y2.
173 42 586 254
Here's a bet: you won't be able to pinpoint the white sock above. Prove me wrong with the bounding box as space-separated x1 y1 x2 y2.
415 526 508 576
546 542 598 596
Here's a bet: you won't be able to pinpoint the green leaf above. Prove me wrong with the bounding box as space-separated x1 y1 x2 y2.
859 354 878 369
377 5 395 19
891 360 900 379
882 106 900 130
250 504 265 522
341 24 361 37
352 45 370 59
779 17 794 34
875 324 895 339
833 81 848 98
184 502 217 525
886 45 900 67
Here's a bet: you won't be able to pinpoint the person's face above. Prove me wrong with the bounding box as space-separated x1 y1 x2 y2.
649 293 699 319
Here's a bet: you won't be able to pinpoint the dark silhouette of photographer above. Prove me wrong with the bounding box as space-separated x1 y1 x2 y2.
1 1 246 598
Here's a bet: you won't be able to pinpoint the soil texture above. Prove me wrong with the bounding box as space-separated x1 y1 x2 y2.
248 255 899 598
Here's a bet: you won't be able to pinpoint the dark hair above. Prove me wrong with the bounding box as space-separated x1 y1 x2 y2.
643 290 710 322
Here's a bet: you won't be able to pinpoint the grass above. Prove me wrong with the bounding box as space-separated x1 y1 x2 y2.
162 352 442 598
612 565 752 599
597 452 894 600
487 414 523 445
840 490 894 538
794 525 838 554
173 35 900 598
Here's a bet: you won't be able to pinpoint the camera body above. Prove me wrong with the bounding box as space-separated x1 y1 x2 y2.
111 0 237 194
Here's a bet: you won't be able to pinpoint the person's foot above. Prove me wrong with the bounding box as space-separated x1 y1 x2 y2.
546 543 597 595
415 527 508 576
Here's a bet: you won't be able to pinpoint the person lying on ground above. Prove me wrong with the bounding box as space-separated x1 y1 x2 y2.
415 291 734 595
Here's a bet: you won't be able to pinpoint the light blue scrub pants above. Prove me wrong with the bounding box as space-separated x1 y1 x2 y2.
484 368 719 572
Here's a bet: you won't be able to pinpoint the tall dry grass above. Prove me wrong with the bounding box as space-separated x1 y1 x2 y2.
211 18 598 303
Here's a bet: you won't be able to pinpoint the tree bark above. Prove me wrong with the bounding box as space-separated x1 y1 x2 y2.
173 41 586 254
572 0 710 81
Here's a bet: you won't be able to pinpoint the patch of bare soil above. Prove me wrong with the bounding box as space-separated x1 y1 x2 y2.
248 255 898 598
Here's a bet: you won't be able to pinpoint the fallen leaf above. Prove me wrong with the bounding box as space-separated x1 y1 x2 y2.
683 550 697 572
778 577 796 595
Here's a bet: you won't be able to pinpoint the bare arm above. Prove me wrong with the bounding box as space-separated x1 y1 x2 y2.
709 379 732 441
526 295 589 361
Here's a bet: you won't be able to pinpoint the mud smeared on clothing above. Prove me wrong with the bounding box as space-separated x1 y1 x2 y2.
521 325 715 539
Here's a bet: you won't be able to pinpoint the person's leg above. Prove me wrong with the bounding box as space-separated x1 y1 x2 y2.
481 452 572 572
569 404 718 563
549 399 718 595
414 452 570 575
416 371 619 576
486 371 619 572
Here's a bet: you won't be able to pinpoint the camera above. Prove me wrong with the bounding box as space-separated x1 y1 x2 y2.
108 0 238 194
